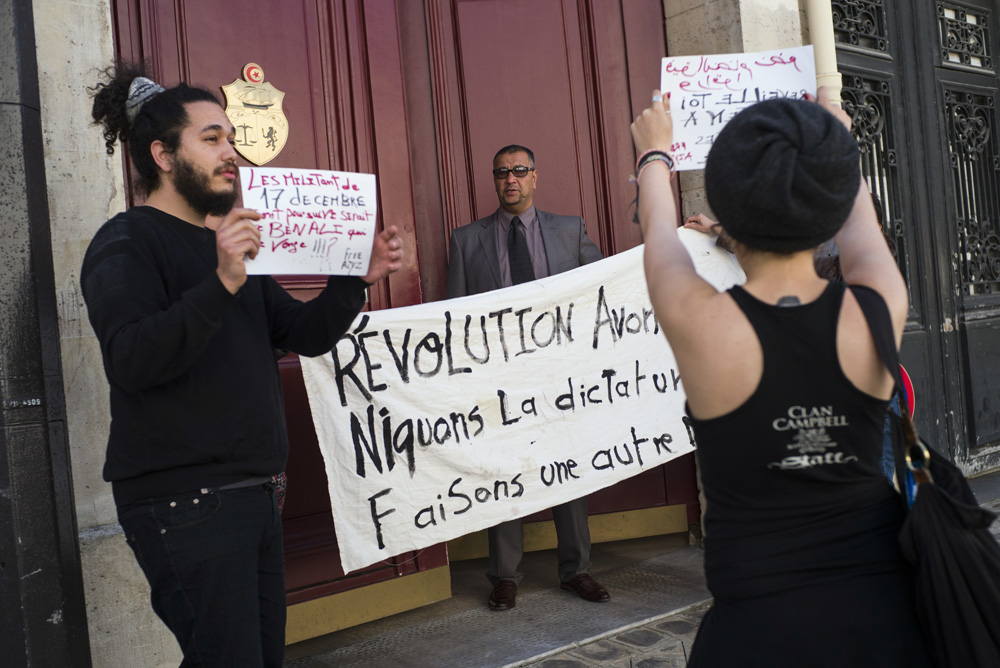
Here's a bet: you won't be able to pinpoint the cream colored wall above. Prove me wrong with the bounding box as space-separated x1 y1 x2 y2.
662 0 805 221
31 1 182 666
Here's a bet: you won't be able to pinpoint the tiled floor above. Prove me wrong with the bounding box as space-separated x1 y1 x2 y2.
522 604 709 668
284 468 1000 667
284 533 710 668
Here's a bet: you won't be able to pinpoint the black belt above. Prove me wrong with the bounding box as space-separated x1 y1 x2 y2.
199 476 273 495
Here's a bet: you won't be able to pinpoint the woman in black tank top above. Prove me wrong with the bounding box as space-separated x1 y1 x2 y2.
628 89 930 667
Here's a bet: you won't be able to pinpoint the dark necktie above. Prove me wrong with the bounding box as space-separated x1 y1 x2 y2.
508 217 535 285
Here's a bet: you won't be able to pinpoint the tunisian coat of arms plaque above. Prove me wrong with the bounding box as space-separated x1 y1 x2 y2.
221 63 288 166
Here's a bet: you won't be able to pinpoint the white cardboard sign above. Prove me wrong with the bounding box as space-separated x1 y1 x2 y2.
660 45 816 171
239 166 377 276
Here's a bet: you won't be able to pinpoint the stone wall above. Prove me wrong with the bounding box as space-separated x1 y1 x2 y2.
31 0 182 665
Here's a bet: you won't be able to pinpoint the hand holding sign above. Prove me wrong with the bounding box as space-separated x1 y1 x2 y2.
215 207 263 294
361 225 404 285
811 86 853 132
683 213 720 236
630 89 674 156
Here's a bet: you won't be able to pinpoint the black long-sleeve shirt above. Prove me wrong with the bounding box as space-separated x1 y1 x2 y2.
81 206 367 506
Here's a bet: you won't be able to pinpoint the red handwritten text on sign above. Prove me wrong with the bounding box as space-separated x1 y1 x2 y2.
240 166 378 275
660 46 816 171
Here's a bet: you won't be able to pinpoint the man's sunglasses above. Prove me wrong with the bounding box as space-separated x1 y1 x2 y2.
493 166 535 179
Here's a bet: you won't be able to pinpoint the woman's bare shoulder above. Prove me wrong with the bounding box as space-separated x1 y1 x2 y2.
664 290 764 420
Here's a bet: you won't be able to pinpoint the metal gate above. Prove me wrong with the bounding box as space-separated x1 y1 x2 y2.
834 0 1000 474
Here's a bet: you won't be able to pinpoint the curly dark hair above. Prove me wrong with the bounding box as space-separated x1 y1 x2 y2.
90 62 221 195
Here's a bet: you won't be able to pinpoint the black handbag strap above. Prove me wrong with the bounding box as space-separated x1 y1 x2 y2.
848 285 930 483
849 285 931 474
847 285 905 385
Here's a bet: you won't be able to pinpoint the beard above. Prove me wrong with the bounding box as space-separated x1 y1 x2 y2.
170 153 238 217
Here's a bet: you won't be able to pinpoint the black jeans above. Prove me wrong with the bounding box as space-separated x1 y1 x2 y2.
118 483 285 667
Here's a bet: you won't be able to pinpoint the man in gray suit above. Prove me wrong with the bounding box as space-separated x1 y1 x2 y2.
446 144 610 611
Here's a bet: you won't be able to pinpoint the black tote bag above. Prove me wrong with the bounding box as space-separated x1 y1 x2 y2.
851 284 1000 668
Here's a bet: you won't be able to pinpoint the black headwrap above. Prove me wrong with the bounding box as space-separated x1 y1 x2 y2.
704 97 860 253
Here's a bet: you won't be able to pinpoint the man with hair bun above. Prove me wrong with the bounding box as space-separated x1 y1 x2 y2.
84 63 403 667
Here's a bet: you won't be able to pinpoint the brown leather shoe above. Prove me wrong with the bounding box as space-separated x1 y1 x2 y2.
560 574 610 602
488 579 517 611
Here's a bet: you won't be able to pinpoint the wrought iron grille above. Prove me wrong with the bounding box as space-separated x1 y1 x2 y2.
841 73 908 283
944 87 1000 296
832 0 889 53
938 2 993 70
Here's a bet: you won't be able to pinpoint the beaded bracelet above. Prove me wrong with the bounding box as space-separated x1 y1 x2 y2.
630 150 676 224
636 155 674 181
634 149 675 175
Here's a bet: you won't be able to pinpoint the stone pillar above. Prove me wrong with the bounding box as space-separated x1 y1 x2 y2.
0 1 92 665
31 0 183 664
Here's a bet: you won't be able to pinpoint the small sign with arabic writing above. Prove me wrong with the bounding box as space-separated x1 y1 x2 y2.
240 166 377 276
660 45 816 171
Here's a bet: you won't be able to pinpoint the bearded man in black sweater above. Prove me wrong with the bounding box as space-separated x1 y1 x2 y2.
83 64 403 667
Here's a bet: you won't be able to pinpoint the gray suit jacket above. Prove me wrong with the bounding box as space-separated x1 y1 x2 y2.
446 208 603 298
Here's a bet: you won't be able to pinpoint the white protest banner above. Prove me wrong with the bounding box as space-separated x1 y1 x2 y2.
301 230 745 573
239 166 377 276
660 45 816 171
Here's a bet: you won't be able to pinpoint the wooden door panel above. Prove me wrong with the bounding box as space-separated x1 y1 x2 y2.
132 1 334 170
930 1 1000 469
839 0 1000 471
403 0 669 294
454 0 601 233
281 356 446 605
364 0 423 308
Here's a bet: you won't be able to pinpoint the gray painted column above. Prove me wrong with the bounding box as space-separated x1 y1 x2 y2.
0 1 92 665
